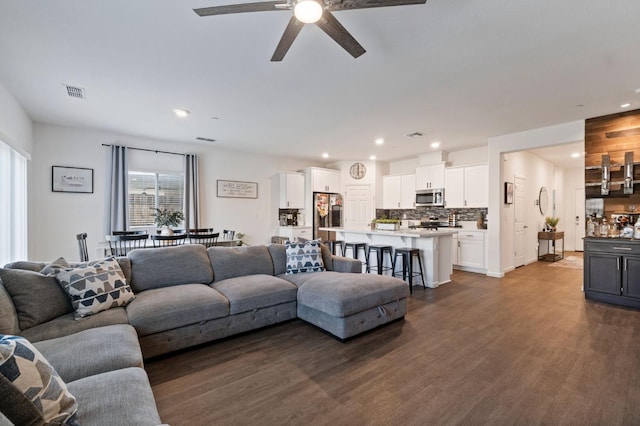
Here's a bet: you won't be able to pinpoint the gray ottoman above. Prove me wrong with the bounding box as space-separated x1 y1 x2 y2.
296 272 408 340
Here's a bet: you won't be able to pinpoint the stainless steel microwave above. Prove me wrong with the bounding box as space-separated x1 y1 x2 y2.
416 188 444 207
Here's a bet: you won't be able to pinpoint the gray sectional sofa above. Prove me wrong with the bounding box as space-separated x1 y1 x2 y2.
0 243 409 425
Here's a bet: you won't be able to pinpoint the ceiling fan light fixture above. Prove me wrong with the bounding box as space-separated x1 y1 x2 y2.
294 0 323 23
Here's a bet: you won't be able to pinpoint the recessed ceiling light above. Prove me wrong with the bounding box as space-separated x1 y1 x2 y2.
369 155 376 161
431 141 441 148
621 103 631 108
173 108 190 117
571 152 581 158
375 138 384 145
322 153 329 159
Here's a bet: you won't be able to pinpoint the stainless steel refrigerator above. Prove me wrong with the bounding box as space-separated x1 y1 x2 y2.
313 192 343 241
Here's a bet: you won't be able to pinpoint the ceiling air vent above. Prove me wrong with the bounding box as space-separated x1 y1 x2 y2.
196 137 216 142
65 85 85 99
405 132 424 138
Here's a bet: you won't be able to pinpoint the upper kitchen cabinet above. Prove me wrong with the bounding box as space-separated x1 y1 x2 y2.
444 164 488 208
382 174 416 209
273 172 305 209
305 167 341 193
415 163 445 190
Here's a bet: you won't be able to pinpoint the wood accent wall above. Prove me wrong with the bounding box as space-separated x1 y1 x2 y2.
585 109 640 203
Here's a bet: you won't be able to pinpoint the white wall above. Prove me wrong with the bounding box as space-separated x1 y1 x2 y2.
487 120 585 277
562 167 586 251
30 123 318 261
447 147 488 167
0 82 32 158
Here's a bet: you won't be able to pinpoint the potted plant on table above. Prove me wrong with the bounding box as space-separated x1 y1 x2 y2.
545 216 560 232
152 208 184 235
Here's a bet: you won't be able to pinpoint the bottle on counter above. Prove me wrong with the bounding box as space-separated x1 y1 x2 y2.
586 216 595 237
634 217 640 239
600 217 609 237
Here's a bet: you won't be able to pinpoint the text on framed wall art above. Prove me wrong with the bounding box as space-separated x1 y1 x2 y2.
216 180 258 199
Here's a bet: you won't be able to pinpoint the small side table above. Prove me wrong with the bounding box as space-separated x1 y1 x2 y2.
538 231 564 262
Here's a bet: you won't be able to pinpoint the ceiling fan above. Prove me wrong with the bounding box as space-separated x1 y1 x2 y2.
193 0 427 61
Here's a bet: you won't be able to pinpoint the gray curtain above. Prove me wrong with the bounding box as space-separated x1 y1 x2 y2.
184 154 200 230
105 145 128 235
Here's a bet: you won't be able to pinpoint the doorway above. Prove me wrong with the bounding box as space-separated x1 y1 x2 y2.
514 175 526 267
345 185 372 230
574 188 585 251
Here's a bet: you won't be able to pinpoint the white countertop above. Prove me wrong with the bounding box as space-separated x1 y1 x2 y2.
321 227 458 238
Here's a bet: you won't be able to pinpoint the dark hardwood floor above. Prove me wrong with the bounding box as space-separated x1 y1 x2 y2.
146 254 640 425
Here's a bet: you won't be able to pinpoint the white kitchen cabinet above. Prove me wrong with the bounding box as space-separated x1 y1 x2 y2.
451 233 459 265
382 174 415 209
464 165 488 208
444 167 465 208
278 226 312 241
455 231 485 270
415 163 445 190
274 172 305 209
306 167 341 193
444 164 488 208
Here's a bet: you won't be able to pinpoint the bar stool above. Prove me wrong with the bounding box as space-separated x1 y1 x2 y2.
367 244 394 275
344 242 370 272
392 247 425 294
324 240 345 256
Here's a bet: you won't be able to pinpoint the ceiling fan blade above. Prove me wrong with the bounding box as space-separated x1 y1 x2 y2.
271 16 304 62
330 0 426 11
194 1 288 17
315 11 366 58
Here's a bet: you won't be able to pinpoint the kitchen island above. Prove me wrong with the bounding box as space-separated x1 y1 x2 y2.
320 227 456 288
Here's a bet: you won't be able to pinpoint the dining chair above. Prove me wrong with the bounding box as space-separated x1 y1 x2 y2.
223 229 235 240
112 230 148 235
150 234 187 248
106 233 149 256
187 229 219 248
76 233 89 262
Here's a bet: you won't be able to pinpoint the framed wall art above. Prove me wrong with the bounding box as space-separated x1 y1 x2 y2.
216 180 258 199
504 182 514 204
52 166 94 193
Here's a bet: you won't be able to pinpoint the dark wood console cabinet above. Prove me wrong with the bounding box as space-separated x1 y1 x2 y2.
584 238 640 308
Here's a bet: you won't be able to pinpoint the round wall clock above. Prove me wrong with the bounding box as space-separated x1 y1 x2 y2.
350 162 367 180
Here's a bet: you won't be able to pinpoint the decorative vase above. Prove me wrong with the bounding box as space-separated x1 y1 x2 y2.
160 226 174 236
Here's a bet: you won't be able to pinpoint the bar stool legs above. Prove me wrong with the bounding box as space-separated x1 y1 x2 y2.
392 247 426 294
344 242 370 273
367 244 394 275
325 240 345 257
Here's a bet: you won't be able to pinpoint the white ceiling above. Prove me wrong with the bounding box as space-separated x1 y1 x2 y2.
1 1 639 162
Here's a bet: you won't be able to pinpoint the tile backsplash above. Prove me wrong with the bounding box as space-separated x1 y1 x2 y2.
376 207 488 222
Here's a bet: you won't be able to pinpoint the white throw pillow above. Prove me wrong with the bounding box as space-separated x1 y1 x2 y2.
285 240 325 275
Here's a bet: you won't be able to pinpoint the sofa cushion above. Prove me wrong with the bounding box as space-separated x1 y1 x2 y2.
0 268 73 330
0 335 79 426
297 272 409 317
128 244 214 292
276 272 325 288
269 243 333 275
208 245 274 281
285 240 325 274
21 307 129 343
2 261 46 272
212 274 297 315
126 284 229 336
54 258 135 319
67 367 162 426
0 279 18 335
34 324 143 383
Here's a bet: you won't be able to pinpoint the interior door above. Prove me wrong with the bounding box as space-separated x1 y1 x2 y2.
514 176 526 267
574 188 585 251
345 185 372 229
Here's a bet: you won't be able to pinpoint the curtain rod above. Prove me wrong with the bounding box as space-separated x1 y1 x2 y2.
101 144 185 157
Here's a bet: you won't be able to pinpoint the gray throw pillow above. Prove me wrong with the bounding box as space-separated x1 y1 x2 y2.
0 278 19 335
0 335 79 425
0 268 73 330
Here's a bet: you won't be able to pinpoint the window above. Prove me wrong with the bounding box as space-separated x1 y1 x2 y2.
128 171 184 227
0 140 28 265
